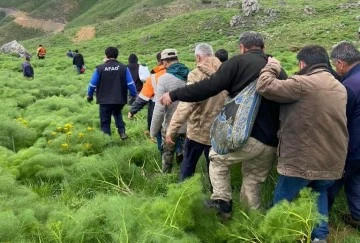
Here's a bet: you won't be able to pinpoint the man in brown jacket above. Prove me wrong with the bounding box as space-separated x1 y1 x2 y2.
257 45 348 243
166 43 227 181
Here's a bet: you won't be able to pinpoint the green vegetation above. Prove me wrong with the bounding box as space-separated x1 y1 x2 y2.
0 0 359 241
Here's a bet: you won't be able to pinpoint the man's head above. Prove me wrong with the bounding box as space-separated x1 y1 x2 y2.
331 41 360 76
39 45 42 47
156 51 162 64
160 48 178 68
74 50 79 53
238 31 265 54
215 49 228 62
25 56 30 61
105 47 118 59
128 53 138 64
296 45 329 70
194 43 214 63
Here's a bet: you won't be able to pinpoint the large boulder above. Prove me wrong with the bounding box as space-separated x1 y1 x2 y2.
242 0 259 16
0 40 29 57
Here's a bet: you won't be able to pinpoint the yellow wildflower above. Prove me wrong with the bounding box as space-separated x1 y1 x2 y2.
61 143 69 149
78 132 85 138
87 127 93 132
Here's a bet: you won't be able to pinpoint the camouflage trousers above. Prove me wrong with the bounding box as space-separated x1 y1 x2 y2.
209 137 276 209
161 131 185 173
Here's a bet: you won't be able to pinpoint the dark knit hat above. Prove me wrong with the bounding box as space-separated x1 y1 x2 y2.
128 53 138 63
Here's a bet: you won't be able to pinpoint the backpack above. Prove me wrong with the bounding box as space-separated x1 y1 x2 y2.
210 79 261 155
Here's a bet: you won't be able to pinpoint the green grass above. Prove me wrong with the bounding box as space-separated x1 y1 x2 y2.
0 0 360 241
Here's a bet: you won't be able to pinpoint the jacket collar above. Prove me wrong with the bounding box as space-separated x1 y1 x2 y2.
151 64 166 74
342 63 360 82
296 63 329 76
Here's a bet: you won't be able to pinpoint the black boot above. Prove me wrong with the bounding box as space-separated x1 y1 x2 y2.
205 199 232 220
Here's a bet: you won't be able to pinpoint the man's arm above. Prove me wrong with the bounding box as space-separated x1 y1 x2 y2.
256 58 302 103
150 79 167 137
129 96 148 115
344 85 356 120
87 69 100 97
168 57 238 102
166 101 193 139
125 67 137 97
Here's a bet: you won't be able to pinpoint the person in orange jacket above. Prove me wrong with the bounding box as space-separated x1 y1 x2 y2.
128 51 166 131
37 45 46 59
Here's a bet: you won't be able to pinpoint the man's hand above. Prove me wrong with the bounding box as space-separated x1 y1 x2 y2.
150 136 157 144
87 96 93 103
128 112 134 119
165 136 175 145
159 92 172 106
267 57 281 66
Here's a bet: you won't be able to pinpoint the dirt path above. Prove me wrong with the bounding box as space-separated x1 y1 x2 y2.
73 26 95 42
0 7 65 32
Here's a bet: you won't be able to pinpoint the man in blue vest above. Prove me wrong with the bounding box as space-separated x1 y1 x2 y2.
87 46 137 140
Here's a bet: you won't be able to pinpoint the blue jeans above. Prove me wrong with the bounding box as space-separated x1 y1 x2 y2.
180 138 210 181
99 104 125 135
328 160 360 220
273 175 334 240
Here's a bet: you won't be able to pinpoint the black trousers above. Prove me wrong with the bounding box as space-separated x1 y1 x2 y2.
99 104 125 135
180 138 210 181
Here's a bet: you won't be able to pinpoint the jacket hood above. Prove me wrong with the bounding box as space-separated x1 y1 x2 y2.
167 63 190 81
151 64 166 74
197 56 222 77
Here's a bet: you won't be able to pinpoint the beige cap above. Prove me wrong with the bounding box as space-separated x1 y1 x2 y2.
161 48 178 60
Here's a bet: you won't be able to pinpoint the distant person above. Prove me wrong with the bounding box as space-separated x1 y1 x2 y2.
66 50 74 58
215 49 228 62
127 53 143 104
87 46 137 140
73 50 85 74
21 56 34 79
37 45 46 59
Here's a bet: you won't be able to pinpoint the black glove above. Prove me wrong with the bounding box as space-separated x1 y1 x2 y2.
87 96 93 103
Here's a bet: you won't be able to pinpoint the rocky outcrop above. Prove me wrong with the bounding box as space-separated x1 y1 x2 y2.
226 1 241 8
337 2 360 9
0 40 29 57
242 0 259 16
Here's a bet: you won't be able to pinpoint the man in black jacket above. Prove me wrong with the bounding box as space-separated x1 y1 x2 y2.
87 47 137 140
160 31 287 217
73 50 85 74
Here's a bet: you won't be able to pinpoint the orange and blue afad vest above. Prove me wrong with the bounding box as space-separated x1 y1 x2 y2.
138 64 166 101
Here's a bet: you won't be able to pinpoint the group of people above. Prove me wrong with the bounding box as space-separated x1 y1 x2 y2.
21 44 47 79
85 31 359 242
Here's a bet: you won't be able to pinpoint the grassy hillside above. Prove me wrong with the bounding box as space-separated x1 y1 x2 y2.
0 0 360 242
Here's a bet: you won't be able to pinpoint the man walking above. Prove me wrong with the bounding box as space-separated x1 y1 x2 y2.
73 50 85 74
166 43 227 181
22 56 34 79
160 31 287 215
256 45 348 243
87 46 137 140
328 42 360 229
150 48 189 173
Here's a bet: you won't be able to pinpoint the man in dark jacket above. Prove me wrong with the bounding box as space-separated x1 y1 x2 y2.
73 50 85 74
87 46 137 140
160 31 287 215
22 56 34 79
328 41 360 230
127 53 142 105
